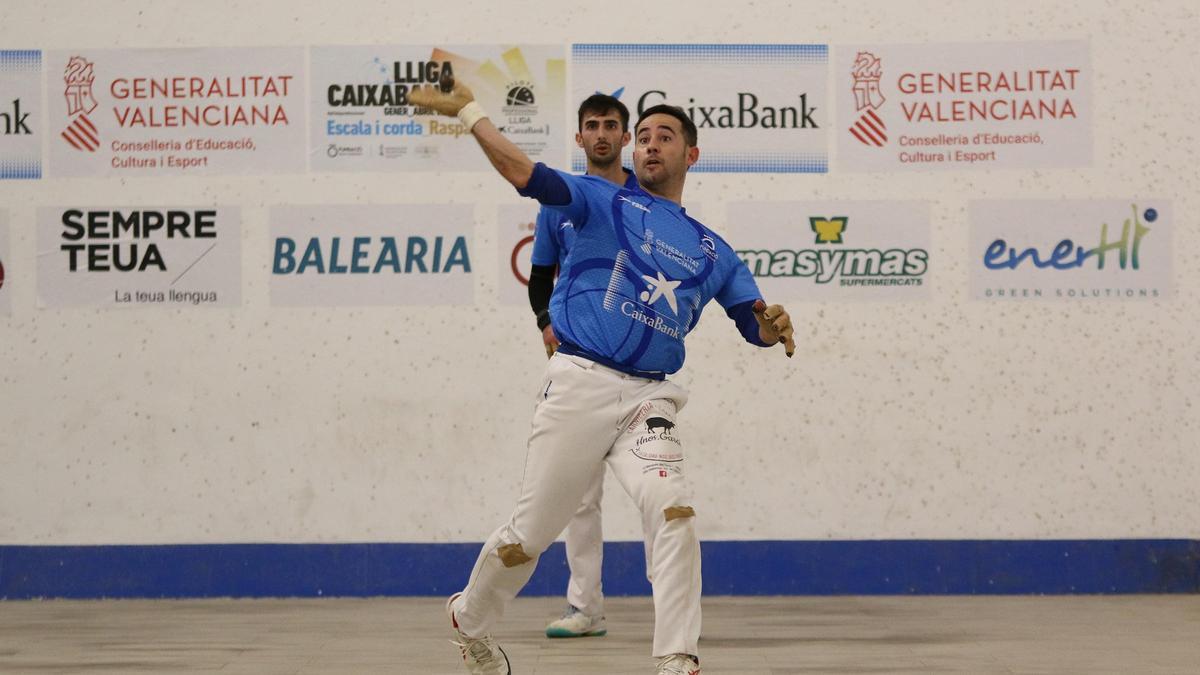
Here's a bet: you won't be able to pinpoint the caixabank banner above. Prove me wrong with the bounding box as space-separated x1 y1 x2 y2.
46 48 305 176
836 41 1091 171
0 50 41 179
269 205 475 306
969 200 1171 300
310 45 565 171
0 212 10 315
729 200 931 301
572 44 828 173
36 207 242 308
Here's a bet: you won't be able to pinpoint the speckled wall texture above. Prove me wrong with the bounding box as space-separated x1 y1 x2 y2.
0 0 1195 545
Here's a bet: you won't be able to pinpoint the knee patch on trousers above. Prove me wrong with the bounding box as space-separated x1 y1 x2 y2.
664 506 695 521
497 543 533 567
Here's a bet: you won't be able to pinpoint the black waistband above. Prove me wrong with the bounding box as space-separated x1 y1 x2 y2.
556 342 666 381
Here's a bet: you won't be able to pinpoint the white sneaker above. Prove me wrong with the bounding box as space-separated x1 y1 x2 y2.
656 653 700 675
446 593 511 674
544 604 607 638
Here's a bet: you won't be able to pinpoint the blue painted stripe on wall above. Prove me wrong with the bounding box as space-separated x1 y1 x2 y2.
1 540 1196 600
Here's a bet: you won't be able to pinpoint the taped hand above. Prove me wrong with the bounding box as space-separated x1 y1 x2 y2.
407 74 475 117
752 299 796 358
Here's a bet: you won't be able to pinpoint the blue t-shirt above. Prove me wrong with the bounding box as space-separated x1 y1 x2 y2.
544 170 762 376
530 169 639 270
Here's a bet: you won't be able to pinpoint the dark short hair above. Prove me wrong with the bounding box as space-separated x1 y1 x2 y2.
577 94 630 132
635 104 697 147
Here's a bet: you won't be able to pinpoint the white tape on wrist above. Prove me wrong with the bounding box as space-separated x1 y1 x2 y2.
457 101 488 132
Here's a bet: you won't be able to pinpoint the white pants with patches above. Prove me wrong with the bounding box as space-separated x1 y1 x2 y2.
563 464 606 618
453 352 700 659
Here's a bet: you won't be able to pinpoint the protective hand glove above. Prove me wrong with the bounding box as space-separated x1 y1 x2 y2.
752 299 796 358
408 75 473 114
542 324 560 359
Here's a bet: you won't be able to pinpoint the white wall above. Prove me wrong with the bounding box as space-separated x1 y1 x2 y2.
0 0 1196 545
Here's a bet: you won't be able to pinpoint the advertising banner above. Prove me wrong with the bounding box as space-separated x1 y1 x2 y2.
572 44 828 173
37 206 242 308
497 203 539 308
0 212 10 315
836 41 1091 171
310 45 565 171
0 49 41 179
270 205 475 306
730 200 931 301
970 200 1170 300
46 47 305 176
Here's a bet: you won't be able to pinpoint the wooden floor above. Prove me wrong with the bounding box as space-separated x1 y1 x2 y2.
1 595 1197 674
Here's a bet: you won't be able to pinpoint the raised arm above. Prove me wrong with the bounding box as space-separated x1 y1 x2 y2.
408 80 534 189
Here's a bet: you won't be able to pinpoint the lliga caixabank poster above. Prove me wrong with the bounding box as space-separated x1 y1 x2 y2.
310 44 565 171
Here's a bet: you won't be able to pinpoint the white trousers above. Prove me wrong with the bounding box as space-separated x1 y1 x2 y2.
453 353 701 658
563 464 605 617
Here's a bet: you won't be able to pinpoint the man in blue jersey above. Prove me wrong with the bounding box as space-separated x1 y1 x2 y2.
411 80 795 675
529 93 638 641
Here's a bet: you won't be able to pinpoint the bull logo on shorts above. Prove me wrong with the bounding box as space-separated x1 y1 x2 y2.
645 417 675 434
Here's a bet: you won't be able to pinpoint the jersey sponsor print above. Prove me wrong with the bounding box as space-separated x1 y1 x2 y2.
547 171 761 375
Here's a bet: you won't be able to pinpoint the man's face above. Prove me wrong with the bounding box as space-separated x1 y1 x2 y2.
576 110 629 167
633 113 698 189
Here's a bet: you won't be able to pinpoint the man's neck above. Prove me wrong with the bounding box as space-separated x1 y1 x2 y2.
641 182 684 206
586 161 628 187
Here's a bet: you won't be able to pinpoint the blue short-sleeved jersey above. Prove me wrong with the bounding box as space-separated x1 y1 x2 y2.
530 169 639 270
544 169 762 376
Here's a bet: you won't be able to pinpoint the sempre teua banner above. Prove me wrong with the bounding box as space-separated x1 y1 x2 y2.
37 207 242 308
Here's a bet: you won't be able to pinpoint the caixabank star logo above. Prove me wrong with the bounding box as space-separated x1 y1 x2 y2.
849 51 887 148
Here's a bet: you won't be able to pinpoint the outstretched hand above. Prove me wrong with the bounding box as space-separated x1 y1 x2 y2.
407 76 476 117
752 299 795 358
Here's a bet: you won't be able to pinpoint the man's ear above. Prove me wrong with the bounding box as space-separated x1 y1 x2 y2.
620 130 632 148
575 132 585 149
685 146 700 169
